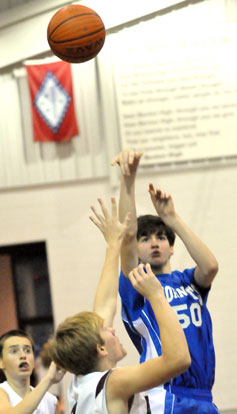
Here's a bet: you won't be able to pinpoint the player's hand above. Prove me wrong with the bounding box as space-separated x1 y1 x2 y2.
46 361 66 384
111 149 143 176
89 197 130 246
149 183 176 223
128 263 164 300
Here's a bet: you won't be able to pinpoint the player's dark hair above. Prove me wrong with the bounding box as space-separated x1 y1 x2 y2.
137 215 175 246
0 329 35 358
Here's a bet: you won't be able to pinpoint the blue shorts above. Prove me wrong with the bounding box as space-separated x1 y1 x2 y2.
164 386 219 414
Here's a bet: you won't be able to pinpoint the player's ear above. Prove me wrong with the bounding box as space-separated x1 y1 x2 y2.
97 344 108 357
170 245 174 256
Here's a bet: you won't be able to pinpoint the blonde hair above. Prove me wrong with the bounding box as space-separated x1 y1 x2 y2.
49 311 104 375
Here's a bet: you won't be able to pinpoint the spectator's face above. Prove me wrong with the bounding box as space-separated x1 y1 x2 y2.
0 336 34 380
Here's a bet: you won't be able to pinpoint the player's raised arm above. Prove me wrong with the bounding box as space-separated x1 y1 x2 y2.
107 263 191 399
111 149 143 277
90 197 130 327
148 183 218 288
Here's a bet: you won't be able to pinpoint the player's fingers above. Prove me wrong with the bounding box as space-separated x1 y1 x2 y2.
129 266 141 281
89 215 102 231
129 267 144 286
148 183 156 196
129 264 145 282
155 188 163 200
128 270 136 285
158 189 169 200
136 151 144 161
145 263 151 272
158 189 169 199
90 205 105 223
121 151 131 176
145 263 155 278
111 153 128 176
118 153 127 175
110 155 120 166
136 263 147 277
128 149 135 165
97 198 110 219
110 196 117 218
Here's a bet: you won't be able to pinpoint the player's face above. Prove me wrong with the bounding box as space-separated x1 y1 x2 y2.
0 336 35 381
100 326 127 366
137 232 173 272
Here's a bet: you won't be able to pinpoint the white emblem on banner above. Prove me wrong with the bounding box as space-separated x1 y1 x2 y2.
34 71 71 133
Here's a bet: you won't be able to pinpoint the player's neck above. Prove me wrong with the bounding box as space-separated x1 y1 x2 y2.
151 261 172 275
6 375 31 398
98 358 117 372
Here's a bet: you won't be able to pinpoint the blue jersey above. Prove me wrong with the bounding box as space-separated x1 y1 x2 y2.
119 268 219 414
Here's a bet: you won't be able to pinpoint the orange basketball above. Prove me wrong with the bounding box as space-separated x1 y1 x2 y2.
47 4 106 63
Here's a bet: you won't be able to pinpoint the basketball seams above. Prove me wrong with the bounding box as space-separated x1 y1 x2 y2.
49 46 99 63
48 12 100 40
49 27 105 44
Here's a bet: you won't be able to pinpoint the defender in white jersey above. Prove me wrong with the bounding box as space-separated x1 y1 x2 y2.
111 149 219 414
68 369 150 414
49 198 190 414
0 329 65 414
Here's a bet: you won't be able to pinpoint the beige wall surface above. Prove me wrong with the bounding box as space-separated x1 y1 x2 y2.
0 163 236 411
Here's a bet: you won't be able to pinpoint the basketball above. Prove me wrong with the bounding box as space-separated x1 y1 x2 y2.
47 4 106 64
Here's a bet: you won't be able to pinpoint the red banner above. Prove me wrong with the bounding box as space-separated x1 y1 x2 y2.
25 61 79 142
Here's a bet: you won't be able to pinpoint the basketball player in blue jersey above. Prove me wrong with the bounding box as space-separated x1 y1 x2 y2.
49 197 190 414
111 149 219 414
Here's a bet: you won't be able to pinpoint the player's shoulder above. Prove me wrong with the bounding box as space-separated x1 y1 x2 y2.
0 384 8 397
0 381 7 390
0 383 11 407
0 381 11 396
172 268 195 283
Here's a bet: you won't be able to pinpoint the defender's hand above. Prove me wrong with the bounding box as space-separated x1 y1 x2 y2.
111 149 143 176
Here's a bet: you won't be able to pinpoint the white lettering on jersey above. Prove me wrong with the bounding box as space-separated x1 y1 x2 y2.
163 284 204 329
173 303 202 328
176 286 188 298
164 286 174 303
185 286 199 300
164 284 203 304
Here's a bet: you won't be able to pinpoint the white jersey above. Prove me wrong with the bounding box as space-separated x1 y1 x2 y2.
0 381 57 414
68 370 152 414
